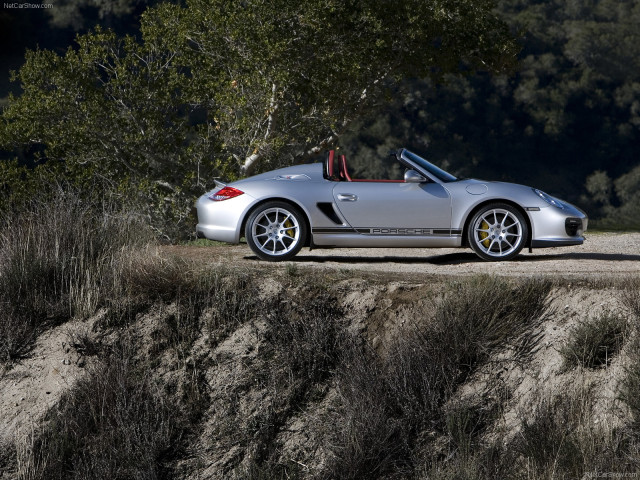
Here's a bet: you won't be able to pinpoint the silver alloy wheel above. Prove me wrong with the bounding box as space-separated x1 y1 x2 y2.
472 208 523 258
251 207 301 257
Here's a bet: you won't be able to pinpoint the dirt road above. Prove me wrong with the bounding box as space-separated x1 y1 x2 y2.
162 232 640 279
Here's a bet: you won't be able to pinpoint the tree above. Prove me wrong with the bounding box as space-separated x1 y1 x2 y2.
339 0 640 225
46 0 147 31
1 0 518 237
148 0 518 174
1 28 212 237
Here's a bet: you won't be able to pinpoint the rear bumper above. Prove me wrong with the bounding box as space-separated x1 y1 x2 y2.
195 191 255 244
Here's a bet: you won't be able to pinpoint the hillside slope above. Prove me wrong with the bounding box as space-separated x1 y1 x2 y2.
1 250 639 479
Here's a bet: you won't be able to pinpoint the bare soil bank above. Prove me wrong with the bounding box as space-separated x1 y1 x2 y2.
1 233 638 478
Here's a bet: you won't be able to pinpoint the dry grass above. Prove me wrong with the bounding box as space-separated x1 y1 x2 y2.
15 339 182 480
2 205 639 480
323 276 551 479
622 277 640 320
215 284 346 478
0 193 149 362
510 387 639 479
560 313 628 370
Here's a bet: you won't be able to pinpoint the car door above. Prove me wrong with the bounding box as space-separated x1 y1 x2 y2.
332 181 452 234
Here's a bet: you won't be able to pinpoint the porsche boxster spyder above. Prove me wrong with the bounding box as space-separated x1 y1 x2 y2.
196 149 587 261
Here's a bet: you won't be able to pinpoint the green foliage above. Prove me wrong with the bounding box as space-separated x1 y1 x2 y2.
1 0 517 237
339 0 640 228
45 0 148 31
150 0 518 175
1 26 215 238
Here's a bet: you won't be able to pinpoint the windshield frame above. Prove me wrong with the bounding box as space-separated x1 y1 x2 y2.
400 149 458 183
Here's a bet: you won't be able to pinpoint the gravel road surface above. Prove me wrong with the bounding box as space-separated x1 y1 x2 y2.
163 232 640 279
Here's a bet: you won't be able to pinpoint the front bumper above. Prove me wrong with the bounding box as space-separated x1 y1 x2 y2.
531 238 584 248
528 204 588 249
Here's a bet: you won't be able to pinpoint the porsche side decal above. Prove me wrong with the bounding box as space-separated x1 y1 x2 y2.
312 228 463 236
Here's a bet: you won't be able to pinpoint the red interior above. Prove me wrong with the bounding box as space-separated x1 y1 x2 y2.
334 154 403 182
327 150 335 178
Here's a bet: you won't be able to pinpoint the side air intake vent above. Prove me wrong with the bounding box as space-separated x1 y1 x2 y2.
317 202 342 224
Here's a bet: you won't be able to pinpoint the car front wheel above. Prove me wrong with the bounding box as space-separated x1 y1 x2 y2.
468 203 528 261
245 201 307 261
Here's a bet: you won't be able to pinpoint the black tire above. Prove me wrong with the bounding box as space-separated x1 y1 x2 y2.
245 201 308 261
468 203 528 261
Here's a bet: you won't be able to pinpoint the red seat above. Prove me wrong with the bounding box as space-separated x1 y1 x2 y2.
338 154 352 181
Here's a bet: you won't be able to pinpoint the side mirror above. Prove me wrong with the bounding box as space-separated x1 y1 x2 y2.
404 169 427 183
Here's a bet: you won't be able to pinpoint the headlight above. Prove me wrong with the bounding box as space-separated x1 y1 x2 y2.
533 189 566 209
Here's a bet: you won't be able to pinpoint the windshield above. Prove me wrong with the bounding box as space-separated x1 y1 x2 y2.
401 150 457 183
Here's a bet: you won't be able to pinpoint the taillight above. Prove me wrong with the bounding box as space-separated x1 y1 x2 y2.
209 186 244 201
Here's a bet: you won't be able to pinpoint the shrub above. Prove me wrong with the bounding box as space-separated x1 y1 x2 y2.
511 390 640 479
16 340 181 480
0 192 150 362
324 276 551 478
560 313 628 370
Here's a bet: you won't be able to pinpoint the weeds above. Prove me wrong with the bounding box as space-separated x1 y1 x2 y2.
4 227 639 480
326 343 412 479
511 389 639 479
103 251 256 356
621 277 640 320
284 262 299 277
617 279 640 429
16 340 182 480
0 192 150 362
233 286 345 475
620 337 640 429
560 313 628 370
204 273 257 347
513 394 584 477
432 276 551 373
324 276 551 478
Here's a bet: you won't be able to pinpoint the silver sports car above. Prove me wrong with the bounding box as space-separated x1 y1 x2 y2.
196 149 587 261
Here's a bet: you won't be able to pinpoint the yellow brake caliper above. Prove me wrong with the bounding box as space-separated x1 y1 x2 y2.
479 220 490 247
284 219 294 238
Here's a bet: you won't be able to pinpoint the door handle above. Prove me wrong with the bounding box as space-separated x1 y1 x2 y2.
337 193 358 202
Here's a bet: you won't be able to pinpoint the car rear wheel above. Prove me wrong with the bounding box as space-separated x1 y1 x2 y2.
245 201 307 261
468 203 528 261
